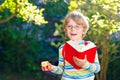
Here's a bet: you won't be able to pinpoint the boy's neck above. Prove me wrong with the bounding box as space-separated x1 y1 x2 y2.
70 39 83 44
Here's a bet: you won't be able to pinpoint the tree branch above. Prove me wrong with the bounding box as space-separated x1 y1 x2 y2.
109 56 120 63
0 13 17 24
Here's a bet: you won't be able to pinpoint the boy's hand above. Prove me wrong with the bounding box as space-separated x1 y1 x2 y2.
73 55 87 67
41 61 55 71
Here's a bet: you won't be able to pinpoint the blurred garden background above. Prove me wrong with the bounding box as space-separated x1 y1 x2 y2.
0 0 120 80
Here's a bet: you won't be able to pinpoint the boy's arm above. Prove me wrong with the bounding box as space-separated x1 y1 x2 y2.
51 45 64 74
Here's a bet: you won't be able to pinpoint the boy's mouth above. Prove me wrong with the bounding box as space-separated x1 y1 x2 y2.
70 33 77 36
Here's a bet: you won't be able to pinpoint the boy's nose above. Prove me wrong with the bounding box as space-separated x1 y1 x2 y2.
71 26 76 30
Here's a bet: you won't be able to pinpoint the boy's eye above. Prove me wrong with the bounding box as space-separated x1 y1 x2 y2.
67 25 72 28
66 25 83 30
75 26 80 28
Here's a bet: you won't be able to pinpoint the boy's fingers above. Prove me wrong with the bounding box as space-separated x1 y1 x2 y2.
73 57 78 62
73 56 83 61
84 55 87 60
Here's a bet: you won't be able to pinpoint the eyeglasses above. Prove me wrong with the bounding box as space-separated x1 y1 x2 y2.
65 25 84 30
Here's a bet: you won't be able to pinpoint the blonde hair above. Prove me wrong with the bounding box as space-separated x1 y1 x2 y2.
63 11 89 38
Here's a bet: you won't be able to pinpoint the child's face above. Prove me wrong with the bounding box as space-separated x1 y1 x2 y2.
65 19 85 42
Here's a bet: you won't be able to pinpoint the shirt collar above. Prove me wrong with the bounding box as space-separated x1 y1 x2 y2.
78 40 84 45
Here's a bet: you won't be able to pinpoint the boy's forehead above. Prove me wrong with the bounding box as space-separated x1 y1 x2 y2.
66 18 84 25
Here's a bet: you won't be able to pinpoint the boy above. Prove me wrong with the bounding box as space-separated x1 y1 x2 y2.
41 11 100 80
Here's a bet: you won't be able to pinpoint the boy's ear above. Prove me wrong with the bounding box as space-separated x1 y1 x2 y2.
63 28 67 36
63 28 66 32
82 31 85 34
83 29 87 34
